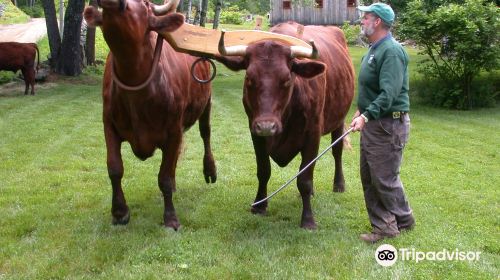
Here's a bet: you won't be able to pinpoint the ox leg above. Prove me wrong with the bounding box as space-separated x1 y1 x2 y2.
297 136 320 229
251 135 270 215
27 68 35 95
105 126 129 225
332 125 346 193
158 134 182 230
21 68 30 95
199 98 217 184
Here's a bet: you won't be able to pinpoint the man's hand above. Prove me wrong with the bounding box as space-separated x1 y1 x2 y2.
350 110 366 132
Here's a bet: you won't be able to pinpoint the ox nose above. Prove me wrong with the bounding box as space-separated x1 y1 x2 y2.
254 120 278 136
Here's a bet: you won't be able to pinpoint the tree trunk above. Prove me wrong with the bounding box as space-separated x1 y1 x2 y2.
41 0 61 70
56 0 85 76
199 0 208 27
193 3 200 25
186 0 192 23
177 0 183 13
59 0 64 37
464 73 474 110
85 0 98 65
213 0 222 29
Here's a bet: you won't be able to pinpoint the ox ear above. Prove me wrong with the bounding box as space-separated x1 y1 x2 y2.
149 13 185 33
213 55 247 71
291 60 326 78
84 6 103 27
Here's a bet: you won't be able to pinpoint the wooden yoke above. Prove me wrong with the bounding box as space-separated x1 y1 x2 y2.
159 23 313 57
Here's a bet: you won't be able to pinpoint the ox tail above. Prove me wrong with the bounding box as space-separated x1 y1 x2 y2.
34 44 40 72
343 125 352 151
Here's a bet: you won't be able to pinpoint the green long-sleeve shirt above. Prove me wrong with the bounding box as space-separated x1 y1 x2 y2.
357 34 410 120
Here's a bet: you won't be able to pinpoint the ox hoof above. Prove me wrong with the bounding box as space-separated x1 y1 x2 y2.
203 156 217 184
333 184 345 193
250 206 267 215
112 211 130 225
164 220 181 231
300 219 317 230
204 174 217 184
164 213 180 231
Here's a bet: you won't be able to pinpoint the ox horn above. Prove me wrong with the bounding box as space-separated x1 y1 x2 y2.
152 0 180 16
290 40 319 59
218 30 248 56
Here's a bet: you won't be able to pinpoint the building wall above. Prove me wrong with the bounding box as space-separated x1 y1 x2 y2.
270 0 360 26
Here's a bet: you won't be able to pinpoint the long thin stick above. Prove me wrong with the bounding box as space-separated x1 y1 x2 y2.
251 127 354 207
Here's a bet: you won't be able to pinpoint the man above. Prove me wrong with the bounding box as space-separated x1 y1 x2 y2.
350 3 415 244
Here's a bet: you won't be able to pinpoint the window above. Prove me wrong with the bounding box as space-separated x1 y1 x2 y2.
347 0 357 7
315 0 323 8
283 1 291 9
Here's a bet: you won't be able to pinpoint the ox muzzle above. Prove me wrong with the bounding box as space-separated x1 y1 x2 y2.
252 116 282 137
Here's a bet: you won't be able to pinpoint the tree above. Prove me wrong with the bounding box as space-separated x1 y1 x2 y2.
85 0 98 65
41 0 61 69
399 0 499 109
213 0 222 29
193 0 200 24
177 0 183 12
41 0 85 76
199 0 208 26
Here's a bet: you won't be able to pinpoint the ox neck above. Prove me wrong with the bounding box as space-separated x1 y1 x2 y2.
110 35 162 91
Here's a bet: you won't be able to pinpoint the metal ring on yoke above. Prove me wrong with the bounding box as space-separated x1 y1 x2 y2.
191 57 217 84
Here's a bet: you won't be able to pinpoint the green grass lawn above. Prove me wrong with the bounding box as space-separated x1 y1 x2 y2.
0 46 498 279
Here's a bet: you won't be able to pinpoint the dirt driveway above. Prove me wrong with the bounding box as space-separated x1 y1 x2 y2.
0 18 47 43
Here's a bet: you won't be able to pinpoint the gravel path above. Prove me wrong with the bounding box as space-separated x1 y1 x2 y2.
0 18 47 43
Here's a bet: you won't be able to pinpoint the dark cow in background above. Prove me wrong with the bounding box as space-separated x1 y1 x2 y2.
83 0 216 230
0 42 39 95
216 22 354 229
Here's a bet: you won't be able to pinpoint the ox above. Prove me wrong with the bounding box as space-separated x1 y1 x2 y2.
83 0 216 230
0 42 39 95
215 22 354 229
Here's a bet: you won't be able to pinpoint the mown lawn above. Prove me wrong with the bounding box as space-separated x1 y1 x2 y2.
0 46 498 279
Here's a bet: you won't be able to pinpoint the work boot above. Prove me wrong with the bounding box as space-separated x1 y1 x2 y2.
360 232 398 244
398 223 415 232
398 216 415 232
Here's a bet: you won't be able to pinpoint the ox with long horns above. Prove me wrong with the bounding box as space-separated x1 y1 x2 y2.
84 0 216 230
215 22 354 229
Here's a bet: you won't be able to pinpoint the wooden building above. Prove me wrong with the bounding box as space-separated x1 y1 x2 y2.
270 0 360 26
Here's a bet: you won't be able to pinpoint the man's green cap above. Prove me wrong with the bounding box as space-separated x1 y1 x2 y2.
357 3 395 26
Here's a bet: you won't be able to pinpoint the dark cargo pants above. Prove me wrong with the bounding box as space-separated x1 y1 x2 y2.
360 113 414 235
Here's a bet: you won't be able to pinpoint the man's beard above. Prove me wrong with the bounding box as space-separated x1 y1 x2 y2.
361 23 375 37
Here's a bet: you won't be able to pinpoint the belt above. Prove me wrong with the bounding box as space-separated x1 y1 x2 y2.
381 112 407 120
391 112 407 119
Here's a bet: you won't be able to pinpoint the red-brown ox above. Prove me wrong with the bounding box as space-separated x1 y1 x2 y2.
83 0 216 230
215 22 354 229
0 42 39 95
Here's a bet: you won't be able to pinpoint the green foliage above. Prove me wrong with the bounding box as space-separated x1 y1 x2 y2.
340 21 361 46
411 70 500 108
0 71 16 84
220 5 245 25
206 15 271 31
18 2 44 18
224 0 269 15
399 0 500 109
0 0 29 24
